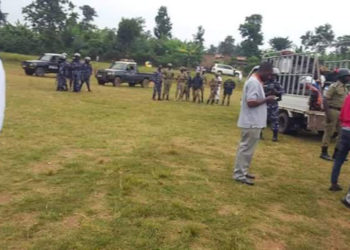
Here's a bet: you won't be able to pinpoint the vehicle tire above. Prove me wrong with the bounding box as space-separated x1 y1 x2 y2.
25 70 34 76
35 67 45 77
113 77 121 87
128 82 135 87
98 80 105 85
142 79 149 88
279 112 292 134
218 71 223 75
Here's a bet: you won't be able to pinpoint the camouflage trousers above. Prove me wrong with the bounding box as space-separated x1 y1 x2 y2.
267 104 279 131
207 88 217 104
163 80 172 96
193 88 201 103
322 109 341 147
176 82 185 100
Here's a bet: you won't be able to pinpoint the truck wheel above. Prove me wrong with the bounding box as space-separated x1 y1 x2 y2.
142 79 149 88
279 112 291 134
218 71 223 75
25 70 34 76
128 82 135 87
113 77 121 87
98 80 105 85
35 67 45 77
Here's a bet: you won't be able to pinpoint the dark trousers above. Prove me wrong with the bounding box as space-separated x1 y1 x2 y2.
331 129 350 184
80 77 91 91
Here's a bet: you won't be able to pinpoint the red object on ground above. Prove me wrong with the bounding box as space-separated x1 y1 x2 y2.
340 94 350 127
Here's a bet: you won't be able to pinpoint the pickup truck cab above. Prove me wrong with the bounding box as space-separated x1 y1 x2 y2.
21 53 64 76
96 60 153 87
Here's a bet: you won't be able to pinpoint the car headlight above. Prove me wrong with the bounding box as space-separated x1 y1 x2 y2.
107 72 113 75
29 63 37 67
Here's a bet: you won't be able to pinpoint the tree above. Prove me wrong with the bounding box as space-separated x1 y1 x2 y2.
0 0 8 26
117 17 144 56
335 35 350 54
207 44 217 54
154 6 172 39
269 37 292 51
22 0 76 50
218 36 235 56
80 5 97 28
239 14 263 57
301 24 335 53
193 25 205 49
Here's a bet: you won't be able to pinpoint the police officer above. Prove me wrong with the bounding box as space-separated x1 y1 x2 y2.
56 55 69 91
71 53 83 92
200 71 207 103
162 63 174 100
177 67 188 100
80 57 92 92
222 79 236 106
182 69 192 101
192 72 203 103
265 68 283 141
320 68 350 161
207 76 219 105
152 65 163 101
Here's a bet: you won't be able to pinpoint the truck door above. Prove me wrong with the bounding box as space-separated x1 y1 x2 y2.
125 64 137 83
48 56 59 73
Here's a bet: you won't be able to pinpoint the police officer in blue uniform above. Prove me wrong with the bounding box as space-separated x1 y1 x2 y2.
152 65 163 101
56 55 69 91
264 68 283 141
80 57 92 92
71 53 83 92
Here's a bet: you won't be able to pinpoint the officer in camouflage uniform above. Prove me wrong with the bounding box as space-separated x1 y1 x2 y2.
320 68 350 161
56 56 69 91
207 76 219 105
183 70 192 101
200 71 207 103
264 68 283 141
80 57 92 92
162 63 174 100
152 65 163 101
177 67 188 100
71 53 83 92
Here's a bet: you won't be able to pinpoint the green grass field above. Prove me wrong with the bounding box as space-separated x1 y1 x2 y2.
0 53 350 250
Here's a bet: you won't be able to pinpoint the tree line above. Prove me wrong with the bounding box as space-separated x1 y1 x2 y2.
0 0 349 68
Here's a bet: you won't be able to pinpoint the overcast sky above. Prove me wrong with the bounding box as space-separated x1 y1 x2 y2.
2 0 350 49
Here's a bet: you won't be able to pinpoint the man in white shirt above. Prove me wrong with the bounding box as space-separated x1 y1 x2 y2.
0 58 5 132
233 62 275 185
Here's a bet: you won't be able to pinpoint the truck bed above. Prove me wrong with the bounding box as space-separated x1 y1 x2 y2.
279 95 324 116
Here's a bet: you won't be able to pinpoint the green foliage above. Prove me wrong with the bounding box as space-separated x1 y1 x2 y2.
335 35 350 54
154 6 172 39
0 23 41 54
117 17 145 57
218 36 236 56
207 44 217 54
269 37 293 51
243 56 260 75
193 25 205 50
0 0 7 26
301 24 335 54
80 5 97 26
239 14 263 57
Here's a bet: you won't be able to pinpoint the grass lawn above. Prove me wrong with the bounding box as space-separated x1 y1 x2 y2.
0 55 350 250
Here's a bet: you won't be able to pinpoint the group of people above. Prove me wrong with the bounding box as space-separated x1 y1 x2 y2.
233 62 350 210
56 53 93 93
151 63 236 106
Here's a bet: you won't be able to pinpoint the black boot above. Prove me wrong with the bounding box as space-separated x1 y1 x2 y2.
320 146 333 161
272 130 278 142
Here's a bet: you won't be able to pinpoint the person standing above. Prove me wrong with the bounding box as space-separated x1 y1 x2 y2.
192 72 203 103
176 67 187 100
184 70 192 101
80 57 93 92
264 68 284 141
162 63 174 100
56 56 69 91
207 77 218 105
222 79 236 106
329 92 350 191
200 71 207 103
215 73 223 104
152 65 163 101
233 62 275 185
71 53 83 93
320 68 350 161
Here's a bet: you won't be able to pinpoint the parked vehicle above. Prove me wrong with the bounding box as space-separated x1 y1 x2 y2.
96 60 153 87
21 53 64 76
211 63 242 80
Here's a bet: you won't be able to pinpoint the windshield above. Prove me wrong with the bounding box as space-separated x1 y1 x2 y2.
110 62 128 70
39 55 52 61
